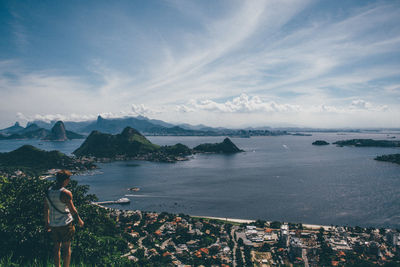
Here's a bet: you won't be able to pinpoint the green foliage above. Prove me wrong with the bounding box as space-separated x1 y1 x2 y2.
333 139 400 147
288 222 303 230
0 175 130 265
317 227 333 266
0 145 93 174
243 245 252 266
375 154 400 165
199 236 216 247
255 219 266 228
235 247 244 266
160 143 192 156
270 221 282 229
0 176 52 261
312 140 329 145
193 137 243 153
73 127 159 158
259 242 271 252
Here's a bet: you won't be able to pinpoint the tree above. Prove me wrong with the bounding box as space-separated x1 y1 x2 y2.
259 243 271 252
0 175 130 265
270 221 282 229
255 219 266 228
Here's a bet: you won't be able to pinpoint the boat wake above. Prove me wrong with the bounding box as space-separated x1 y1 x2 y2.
125 194 168 198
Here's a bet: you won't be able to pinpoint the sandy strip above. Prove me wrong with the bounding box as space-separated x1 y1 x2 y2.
190 215 332 230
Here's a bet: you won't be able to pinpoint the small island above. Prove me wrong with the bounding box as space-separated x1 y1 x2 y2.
73 127 243 162
193 138 243 153
333 139 400 147
312 140 329 146
375 154 400 165
292 133 312 136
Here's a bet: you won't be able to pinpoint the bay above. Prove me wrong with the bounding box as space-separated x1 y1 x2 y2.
1 132 399 228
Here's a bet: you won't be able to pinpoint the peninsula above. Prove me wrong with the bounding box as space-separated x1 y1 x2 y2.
333 139 400 147
0 145 96 175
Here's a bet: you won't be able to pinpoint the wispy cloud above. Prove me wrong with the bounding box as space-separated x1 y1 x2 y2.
0 0 399 128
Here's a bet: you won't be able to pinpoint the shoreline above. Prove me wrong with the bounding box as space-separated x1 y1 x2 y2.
190 215 333 230
90 201 383 230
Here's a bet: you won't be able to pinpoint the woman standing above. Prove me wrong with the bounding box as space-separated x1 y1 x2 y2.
44 170 84 267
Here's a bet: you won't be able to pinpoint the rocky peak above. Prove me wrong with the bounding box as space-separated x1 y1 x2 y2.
50 121 68 141
222 138 234 145
121 127 142 138
97 115 105 124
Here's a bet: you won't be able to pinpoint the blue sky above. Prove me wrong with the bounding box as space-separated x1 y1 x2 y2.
0 0 399 128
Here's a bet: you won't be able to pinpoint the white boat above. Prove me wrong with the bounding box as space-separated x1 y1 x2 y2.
116 197 130 204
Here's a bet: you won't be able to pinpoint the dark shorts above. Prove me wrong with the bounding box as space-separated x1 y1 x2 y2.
50 223 75 243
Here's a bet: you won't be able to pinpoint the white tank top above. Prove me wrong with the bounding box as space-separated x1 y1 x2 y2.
47 187 73 227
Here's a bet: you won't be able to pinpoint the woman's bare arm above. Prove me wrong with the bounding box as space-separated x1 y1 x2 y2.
62 190 84 227
44 198 50 230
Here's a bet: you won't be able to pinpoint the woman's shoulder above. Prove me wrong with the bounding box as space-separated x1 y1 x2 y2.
60 188 73 202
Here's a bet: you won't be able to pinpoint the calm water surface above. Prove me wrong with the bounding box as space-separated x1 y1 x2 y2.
1 132 399 227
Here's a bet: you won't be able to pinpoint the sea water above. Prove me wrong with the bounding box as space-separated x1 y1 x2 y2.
1 132 399 228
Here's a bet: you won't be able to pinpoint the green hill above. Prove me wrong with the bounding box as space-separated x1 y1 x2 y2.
73 127 160 158
0 145 94 174
193 138 243 153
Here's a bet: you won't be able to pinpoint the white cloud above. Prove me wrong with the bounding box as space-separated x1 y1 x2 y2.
13 103 162 125
177 94 301 113
131 104 162 116
350 99 388 112
350 99 371 110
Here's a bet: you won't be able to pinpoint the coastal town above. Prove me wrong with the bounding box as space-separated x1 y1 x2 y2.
104 207 400 266
1 166 400 266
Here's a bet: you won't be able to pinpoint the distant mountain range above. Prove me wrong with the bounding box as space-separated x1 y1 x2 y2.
3 115 398 140
19 115 290 137
0 121 84 141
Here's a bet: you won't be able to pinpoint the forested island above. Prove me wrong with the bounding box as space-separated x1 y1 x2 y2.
375 154 400 165
193 138 243 153
73 127 243 162
333 139 400 147
312 140 330 146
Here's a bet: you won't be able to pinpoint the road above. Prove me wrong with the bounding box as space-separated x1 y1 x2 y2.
231 226 239 267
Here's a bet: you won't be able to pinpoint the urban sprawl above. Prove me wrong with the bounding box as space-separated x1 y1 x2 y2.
106 208 400 266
